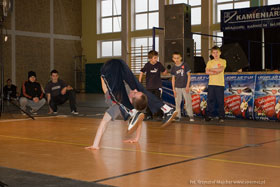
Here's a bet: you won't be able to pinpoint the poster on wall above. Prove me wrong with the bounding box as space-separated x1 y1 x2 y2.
254 74 280 121
224 74 256 119
190 75 209 117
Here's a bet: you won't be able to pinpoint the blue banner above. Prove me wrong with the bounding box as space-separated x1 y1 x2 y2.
224 74 256 119
221 4 280 31
254 74 280 121
162 73 280 121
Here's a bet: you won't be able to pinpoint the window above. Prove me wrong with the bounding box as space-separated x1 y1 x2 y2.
170 0 202 25
99 0 121 33
133 0 159 30
266 0 280 5
98 40 122 58
130 36 159 73
193 33 201 56
215 0 250 23
213 31 224 47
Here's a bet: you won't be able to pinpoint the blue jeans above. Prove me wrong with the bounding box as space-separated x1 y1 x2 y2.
206 85 225 118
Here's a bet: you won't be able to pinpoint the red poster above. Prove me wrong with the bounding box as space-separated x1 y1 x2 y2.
192 94 201 115
224 95 241 116
254 96 276 118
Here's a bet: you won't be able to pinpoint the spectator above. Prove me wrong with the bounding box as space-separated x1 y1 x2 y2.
45 70 78 115
20 71 46 114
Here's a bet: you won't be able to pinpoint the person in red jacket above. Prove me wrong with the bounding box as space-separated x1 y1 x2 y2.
19 71 46 114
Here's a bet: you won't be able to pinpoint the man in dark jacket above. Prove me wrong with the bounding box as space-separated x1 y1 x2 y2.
19 71 46 114
3 79 18 100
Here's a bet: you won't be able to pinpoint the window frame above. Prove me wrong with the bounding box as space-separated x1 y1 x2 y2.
264 0 280 5
98 39 122 58
214 0 250 23
98 0 122 34
132 0 159 31
130 36 159 73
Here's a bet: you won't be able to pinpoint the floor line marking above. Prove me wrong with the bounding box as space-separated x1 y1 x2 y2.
0 134 279 171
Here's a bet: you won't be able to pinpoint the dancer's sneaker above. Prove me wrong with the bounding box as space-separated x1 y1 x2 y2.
161 109 177 128
127 111 144 134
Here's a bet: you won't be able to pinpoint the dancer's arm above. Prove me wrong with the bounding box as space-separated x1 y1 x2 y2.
101 76 108 94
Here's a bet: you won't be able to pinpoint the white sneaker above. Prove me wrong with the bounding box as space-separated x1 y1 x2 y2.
129 109 137 117
190 118 194 122
127 112 144 134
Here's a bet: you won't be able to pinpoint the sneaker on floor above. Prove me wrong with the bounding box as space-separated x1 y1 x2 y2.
189 118 195 122
71 110 79 115
127 112 144 134
161 109 178 128
53 111 58 115
219 118 224 123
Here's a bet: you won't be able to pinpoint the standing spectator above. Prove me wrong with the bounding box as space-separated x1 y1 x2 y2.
139 50 167 120
171 52 194 122
205 46 227 123
3 79 18 100
20 71 46 114
45 70 78 115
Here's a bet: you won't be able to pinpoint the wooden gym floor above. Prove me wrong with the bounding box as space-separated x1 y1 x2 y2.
0 114 279 186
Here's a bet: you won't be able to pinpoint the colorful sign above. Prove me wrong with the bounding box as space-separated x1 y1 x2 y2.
162 73 280 121
224 74 256 119
190 75 209 116
221 4 280 31
254 74 280 121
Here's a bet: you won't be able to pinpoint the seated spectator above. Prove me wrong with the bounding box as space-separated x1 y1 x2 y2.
45 70 78 115
3 79 18 100
19 71 46 114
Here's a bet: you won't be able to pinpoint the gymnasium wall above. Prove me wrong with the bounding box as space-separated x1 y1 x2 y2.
2 0 82 89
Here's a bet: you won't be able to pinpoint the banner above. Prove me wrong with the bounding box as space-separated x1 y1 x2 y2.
161 73 280 121
224 74 256 119
221 4 280 31
254 74 280 121
190 75 209 117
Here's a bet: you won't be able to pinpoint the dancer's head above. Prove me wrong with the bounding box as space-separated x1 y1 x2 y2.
128 90 148 111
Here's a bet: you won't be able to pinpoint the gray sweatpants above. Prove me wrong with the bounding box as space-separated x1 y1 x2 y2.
19 97 46 112
175 88 194 118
